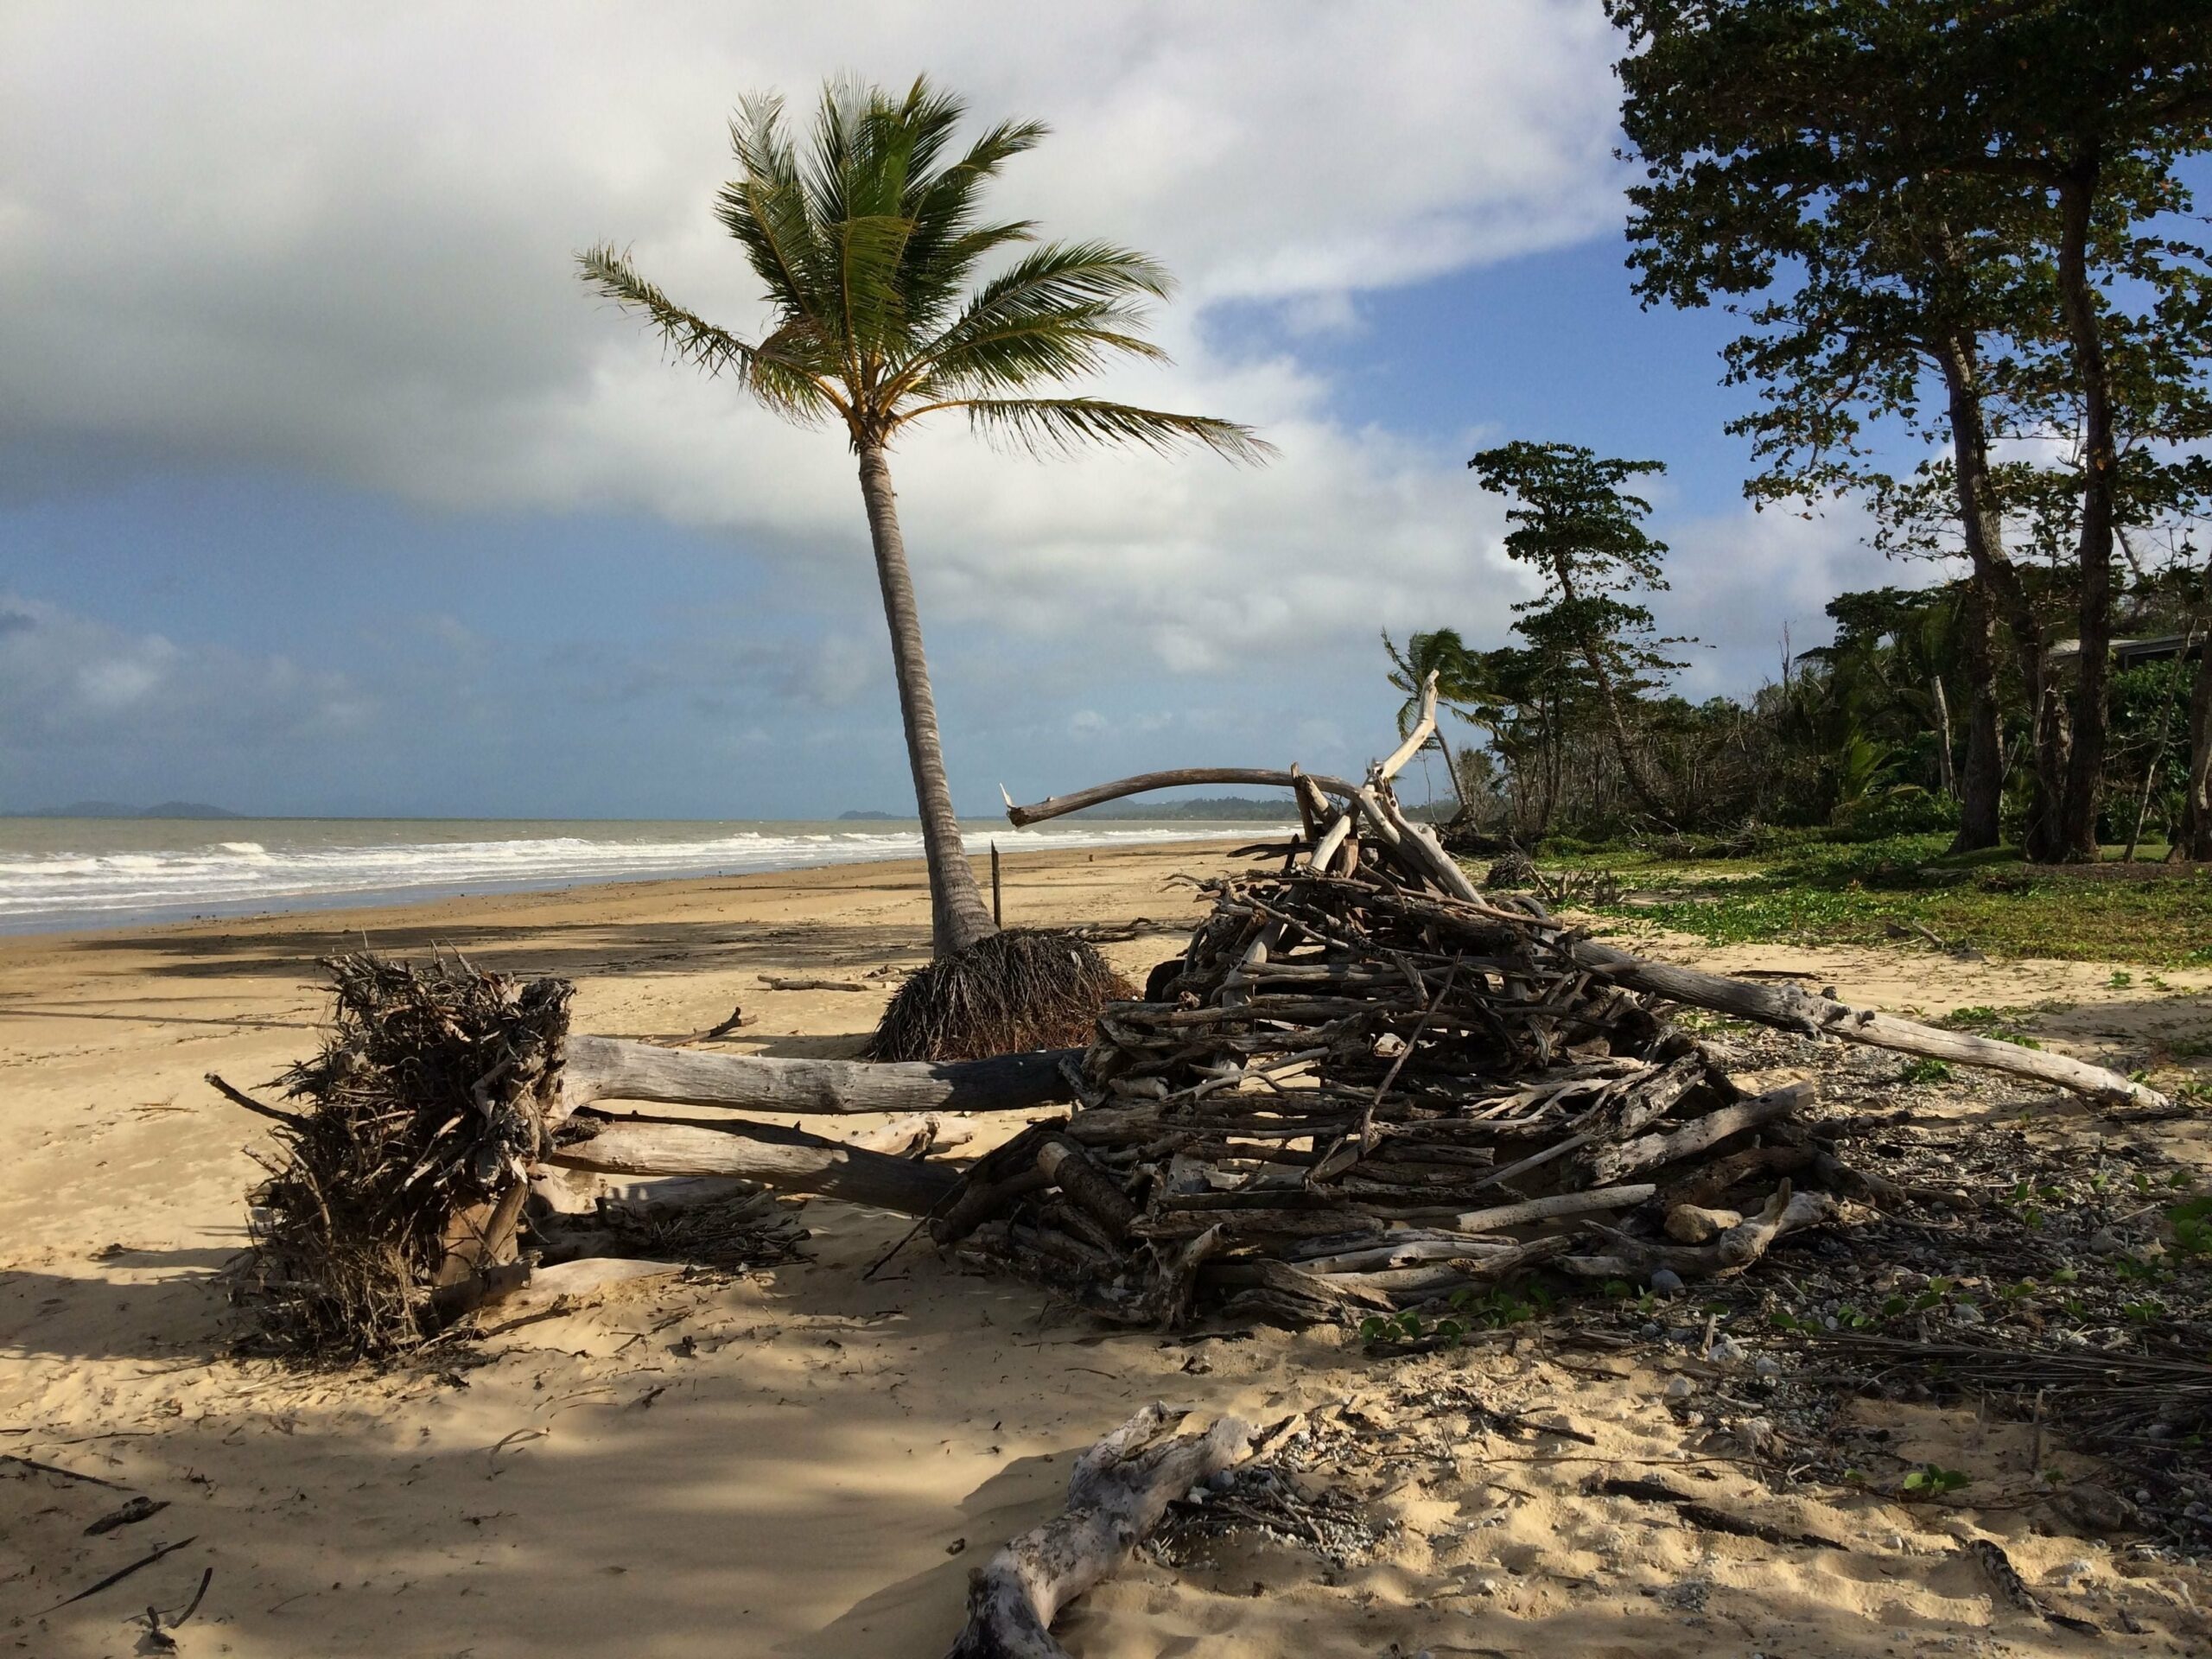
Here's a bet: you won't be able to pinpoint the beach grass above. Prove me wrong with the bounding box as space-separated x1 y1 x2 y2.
1541 832 2212 967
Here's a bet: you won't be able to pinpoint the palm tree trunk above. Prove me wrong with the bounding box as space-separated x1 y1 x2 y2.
856 444 997 957
1433 728 1465 817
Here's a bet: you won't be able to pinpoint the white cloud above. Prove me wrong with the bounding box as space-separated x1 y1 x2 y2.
0 594 363 766
0 0 1620 684
1660 499 1942 696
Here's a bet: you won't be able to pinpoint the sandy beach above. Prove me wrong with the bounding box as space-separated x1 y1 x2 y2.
5 841 2209 1657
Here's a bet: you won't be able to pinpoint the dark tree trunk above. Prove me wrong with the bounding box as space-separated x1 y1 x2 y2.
857 443 998 956
2179 627 2212 862
1554 557 1673 822
1952 582 2004 852
1936 332 2063 859
2053 165 2116 862
1931 672 1956 798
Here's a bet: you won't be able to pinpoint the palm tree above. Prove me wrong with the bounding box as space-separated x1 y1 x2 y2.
1382 628 1485 815
580 78 1268 958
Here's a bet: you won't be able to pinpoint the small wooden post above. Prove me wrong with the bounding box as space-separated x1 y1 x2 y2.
990 840 1003 927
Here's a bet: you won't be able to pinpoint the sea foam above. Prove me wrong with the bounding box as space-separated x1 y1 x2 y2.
0 820 1286 932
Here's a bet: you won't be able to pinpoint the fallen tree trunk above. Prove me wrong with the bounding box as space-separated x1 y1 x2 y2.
946 1404 1253 1659
560 1036 1078 1122
1003 767 1358 827
1564 939 2162 1109
846 1112 974 1157
547 1115 960 1217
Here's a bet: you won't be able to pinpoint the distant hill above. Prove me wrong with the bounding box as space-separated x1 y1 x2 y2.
1067 794 1295 822
12 800 245 819
837 810 901 821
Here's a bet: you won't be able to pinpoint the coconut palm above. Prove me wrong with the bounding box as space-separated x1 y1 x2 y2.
1382 628 1487 814
580 77 1268 959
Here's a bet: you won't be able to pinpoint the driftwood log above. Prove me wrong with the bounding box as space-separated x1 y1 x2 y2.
945 1405 1253 1659
1002 767 1356 827
1561 939 2161 1109
548 1116 962 1216
557 1038 1077 1123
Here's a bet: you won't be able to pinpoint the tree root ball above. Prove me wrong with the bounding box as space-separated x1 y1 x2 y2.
865 929 1134 1062
238 953 569 1362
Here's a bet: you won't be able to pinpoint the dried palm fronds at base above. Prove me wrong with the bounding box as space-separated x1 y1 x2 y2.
237 953 568 1361
537 1181 811 1274
865 927 1135 1062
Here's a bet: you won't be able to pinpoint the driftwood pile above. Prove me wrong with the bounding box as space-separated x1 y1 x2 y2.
934 674 2164 1329
933 866 1855 1325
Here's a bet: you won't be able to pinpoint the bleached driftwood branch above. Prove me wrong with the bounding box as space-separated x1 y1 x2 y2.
1559 938 2162 1109
547 1116 960 1216
945 1404 1253 1659
1001 768 1358 828
557 1037 1077 1123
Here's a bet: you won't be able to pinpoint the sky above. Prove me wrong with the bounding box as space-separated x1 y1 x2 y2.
0 0 1912 820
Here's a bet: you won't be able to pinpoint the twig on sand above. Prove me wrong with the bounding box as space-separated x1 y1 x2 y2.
205 1071 295 1124
1 1452 130 1491
696 1005 754 1040
41 1536 197 1614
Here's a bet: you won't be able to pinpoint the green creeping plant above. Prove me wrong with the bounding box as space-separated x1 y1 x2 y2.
1900 1466 1971 1498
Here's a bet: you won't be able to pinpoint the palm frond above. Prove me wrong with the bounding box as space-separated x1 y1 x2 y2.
720 94 839 338
897 116 1051 329
835 212 924 363
575 245 759 379
575 245 840 424
945 397 1274 462
893 242 1176 400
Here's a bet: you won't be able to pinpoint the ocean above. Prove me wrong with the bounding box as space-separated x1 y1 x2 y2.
0 817 1288 934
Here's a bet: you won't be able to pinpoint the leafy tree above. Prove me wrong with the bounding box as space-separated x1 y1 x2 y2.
1611 0 2212 860
1457 640 1587 839
580 77 1266 955
1469 442 1685 821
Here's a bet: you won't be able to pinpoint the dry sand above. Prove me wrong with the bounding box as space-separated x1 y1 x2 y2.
4 842 2209 1656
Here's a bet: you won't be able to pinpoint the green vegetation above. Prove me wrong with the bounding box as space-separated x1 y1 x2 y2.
1404 8 2212 868
1900 1466 1973 1500
1541 830 2212 966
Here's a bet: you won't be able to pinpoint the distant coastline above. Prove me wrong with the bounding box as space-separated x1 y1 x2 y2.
1065 794 1293 821
9 800 245 820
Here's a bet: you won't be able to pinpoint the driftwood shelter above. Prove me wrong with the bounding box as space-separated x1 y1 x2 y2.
227 675 2167 1656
